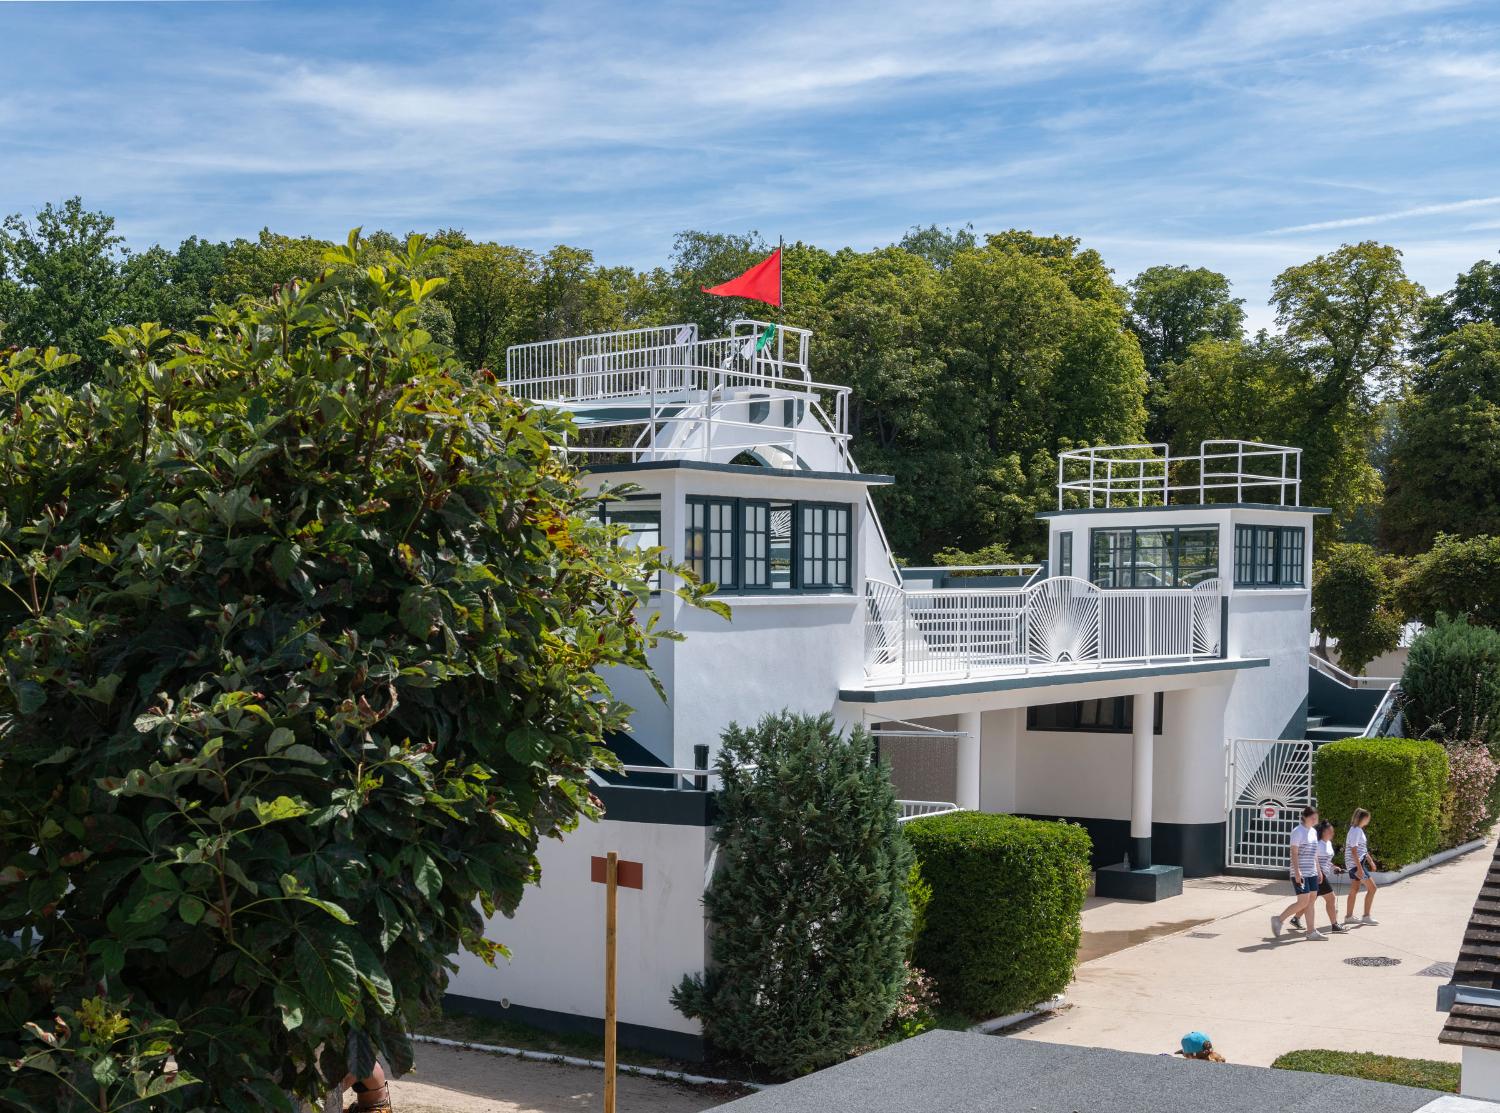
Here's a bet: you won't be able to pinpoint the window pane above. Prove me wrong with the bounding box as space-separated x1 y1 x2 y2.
742 502 768 588
1091 529 1132 589
1279 527 1305 586
1058 532 1073 578
1132 529 1173 588
769 503 794 590
1175 528 1219 587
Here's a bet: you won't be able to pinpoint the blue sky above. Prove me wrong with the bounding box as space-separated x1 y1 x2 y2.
4 0 1500 329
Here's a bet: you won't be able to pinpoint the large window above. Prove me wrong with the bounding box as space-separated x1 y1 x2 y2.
1056 531 1073 577
1027 694 1164 734
598 499 661 592
1234 525 1305 588
800 503 852 591
1089 526 1219 589
686 496 853 593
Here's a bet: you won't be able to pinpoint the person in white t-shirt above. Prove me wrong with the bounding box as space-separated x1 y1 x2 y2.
1344 807 1379 925
1292 820 1349 933
1272 806 1327 940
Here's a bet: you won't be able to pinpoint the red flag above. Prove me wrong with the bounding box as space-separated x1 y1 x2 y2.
700 248 781 307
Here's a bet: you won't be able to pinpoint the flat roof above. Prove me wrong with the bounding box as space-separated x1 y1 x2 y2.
1037 502 1331 518
840 657 1267 704
582 460 894 485
718 1030 1465 1113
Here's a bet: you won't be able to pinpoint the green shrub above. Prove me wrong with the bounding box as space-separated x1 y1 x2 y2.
1402 614 1500 747
1313 738 1448 868
673 713 913 1079
902 812 1090 1020
0 235 704 1111
1440 741 1500 848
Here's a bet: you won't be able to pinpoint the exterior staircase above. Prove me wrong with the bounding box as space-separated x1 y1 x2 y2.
1304 708 1366 744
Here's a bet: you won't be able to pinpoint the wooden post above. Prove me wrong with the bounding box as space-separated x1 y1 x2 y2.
604 850 618 1113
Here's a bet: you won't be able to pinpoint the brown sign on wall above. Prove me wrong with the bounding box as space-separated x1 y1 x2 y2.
590 855 644 889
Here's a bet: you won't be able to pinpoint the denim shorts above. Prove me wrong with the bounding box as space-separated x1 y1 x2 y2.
1292 874 1319 895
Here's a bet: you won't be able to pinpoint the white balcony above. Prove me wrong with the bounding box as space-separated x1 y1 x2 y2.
1057 441 1301 508
504 320 852 467
864 575 1225 684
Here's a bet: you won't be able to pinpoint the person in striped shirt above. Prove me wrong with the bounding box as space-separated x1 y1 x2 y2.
1272 805 1327 940
1292 820 1349 934
1345 807 1379 925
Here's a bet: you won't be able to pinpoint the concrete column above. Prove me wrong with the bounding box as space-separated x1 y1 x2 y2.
1130 691 1154 868
956 710 982 811
979 708 1019 814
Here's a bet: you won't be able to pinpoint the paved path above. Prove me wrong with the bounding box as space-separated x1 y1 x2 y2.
1013 839 1494 1066
389 1043 731 1113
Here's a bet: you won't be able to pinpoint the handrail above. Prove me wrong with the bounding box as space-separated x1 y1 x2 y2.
897 800 961 823
864 575 1225 683
1308 651 1399 691
1361 685 1403 738
505 323 698 381
1057 440 1302 509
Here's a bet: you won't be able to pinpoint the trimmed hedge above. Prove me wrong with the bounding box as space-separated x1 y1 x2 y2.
903 812 1091 1020
1313 738 1448 869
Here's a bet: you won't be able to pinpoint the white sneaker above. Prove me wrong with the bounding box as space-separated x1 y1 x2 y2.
1271 916 1283 937
1361 915 1379 925
1305 928 1327 940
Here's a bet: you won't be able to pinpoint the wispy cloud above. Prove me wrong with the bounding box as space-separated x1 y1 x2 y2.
1265 195 1500 234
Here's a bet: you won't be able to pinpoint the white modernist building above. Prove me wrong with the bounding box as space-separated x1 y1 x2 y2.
447 319 1377 1057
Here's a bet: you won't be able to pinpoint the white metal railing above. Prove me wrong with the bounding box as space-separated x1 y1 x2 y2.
1362 685 1403 738
505 323 698 382
865 575 1224 683
900 564 1044 585
1308 651 1399 691
897 800 961 823
1057 440 1302 509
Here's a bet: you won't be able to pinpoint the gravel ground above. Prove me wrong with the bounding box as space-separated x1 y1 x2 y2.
387 1042 735 1113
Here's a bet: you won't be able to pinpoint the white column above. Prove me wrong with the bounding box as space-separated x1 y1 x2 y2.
979 708 1019 814
1130 691 1154 867
956 710 982 811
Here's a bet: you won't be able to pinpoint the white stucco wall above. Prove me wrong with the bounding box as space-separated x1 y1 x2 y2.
1462 1044 1500 1100
448 815 711 1038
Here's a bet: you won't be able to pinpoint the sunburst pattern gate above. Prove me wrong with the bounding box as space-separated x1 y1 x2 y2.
1226 738 1315 871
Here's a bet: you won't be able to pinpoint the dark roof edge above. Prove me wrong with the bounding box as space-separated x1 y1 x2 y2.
840 657 1269 704
1037 503 1332 518
583 459 894 485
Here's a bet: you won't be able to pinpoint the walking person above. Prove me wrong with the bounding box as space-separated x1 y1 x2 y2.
1272 805 1326 940
1292 820 1348 933
1345 807 1380 926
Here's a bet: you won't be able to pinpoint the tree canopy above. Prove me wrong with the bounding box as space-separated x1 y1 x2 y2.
0 232 707 1110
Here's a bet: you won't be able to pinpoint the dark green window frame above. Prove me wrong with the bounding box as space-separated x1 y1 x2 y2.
1234 525 1305 588
598 499 662 593
1027 694 1164 734
1088 525 1220 589
686 496 853 594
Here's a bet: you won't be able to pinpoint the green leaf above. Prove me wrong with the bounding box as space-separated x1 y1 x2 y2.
293 930 361 1018
272 984 304 1031
411 851 442 901
178 895 206 925
277 744 327 766
15 681 45 715
267 727 296 754
256 795 312 822
91 1055 120 1088
127 890 177 925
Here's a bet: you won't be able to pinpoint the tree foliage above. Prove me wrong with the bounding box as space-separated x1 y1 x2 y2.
1126 264 1244 384
1398 534 1500 629
1312 543 1406 674
0 232 705 1110
1383 323 1500 552
673 712 913 1079
1402 615 1500 748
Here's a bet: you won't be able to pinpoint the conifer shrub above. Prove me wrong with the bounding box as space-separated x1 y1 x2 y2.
1402 614 1500 747
902 811 1090 1020
1313 738 1447 868
673 712 913 1079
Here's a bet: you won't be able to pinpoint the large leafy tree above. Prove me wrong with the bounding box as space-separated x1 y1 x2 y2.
1126 264 1245 383
1311 543 1406 673
0 198 129 376
0 233 706 1110
1398 533 1500 630
438 240 538 372
1413 257 1500 361
1383 323 1500 552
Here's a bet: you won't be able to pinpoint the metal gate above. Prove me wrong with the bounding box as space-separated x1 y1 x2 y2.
1225 738 1314 871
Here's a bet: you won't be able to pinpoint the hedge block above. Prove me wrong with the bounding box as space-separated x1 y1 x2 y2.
903 812 1091 1020
1313 737 1447 869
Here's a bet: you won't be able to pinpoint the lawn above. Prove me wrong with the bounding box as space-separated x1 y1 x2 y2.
1271 1049 1461 1093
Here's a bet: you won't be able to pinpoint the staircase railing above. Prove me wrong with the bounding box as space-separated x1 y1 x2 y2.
1308 651 1399 691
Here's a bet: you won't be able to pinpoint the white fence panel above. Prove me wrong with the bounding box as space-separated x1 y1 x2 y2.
1225 738 1314 871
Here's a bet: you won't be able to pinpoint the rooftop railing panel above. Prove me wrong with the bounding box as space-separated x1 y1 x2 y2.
1057 440 1301 509
864 575 1225 684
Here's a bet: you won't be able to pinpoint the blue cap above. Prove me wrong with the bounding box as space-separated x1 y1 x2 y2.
1181 1032 1210 1055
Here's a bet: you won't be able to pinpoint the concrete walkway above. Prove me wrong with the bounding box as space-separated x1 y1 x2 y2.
1013 839 1495 1067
